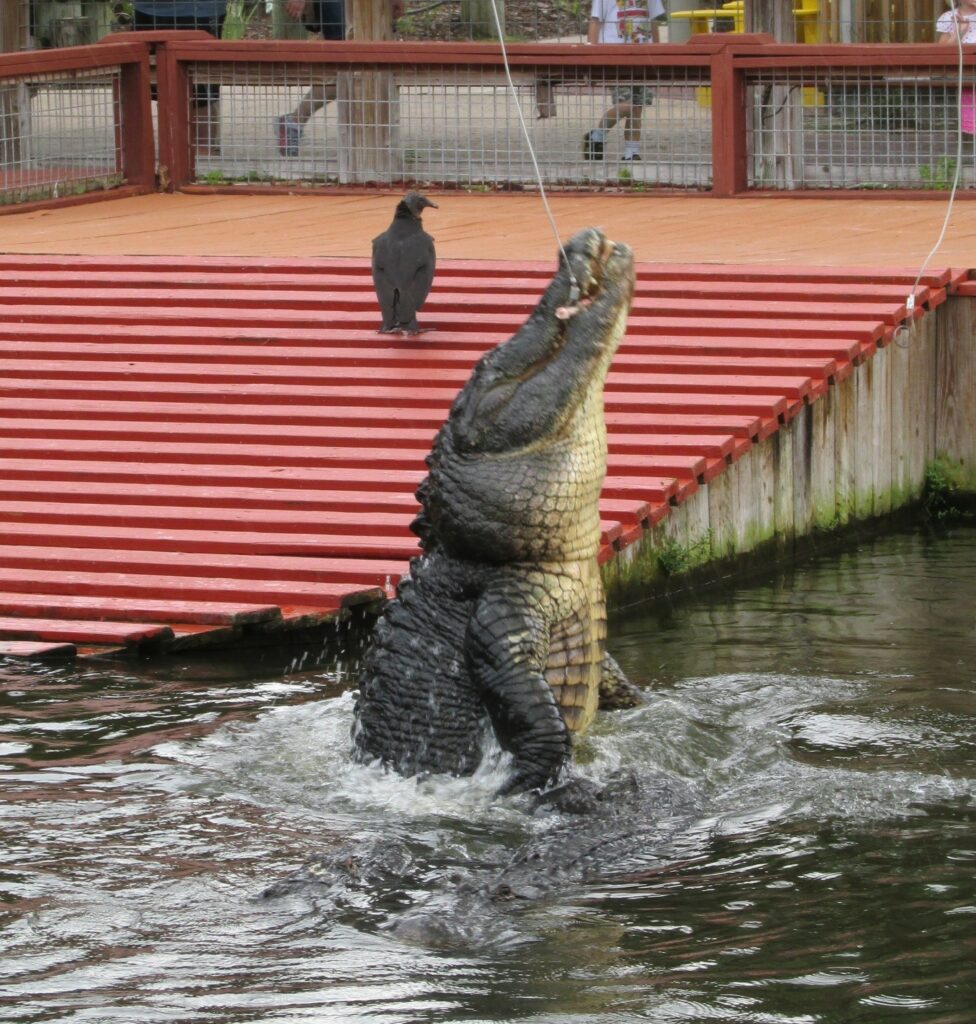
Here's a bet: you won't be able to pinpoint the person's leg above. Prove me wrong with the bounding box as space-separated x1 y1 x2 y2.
536 78 556 119
293 80 337 125
584 101 628 159
191 92 220 156
622 104 642 159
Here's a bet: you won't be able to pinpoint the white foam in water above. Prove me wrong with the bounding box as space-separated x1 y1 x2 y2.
154 692 531 831
153 667 975 844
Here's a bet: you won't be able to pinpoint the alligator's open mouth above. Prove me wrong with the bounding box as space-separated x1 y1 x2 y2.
557 234 628 321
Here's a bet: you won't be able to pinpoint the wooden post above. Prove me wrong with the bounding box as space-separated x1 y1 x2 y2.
338 0 398 183
0 2 23 53
935 297 976 491
746 0 804 189
0 4 26 168
461 0 504 40
118 59 157 193
155 42 193 191
710 46 748 196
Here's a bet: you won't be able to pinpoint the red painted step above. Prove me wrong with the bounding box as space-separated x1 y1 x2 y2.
0 616 175 646
0 545 407 585
0 592 282 626
0 639 77 659
0 254 938 660
0 565 384 607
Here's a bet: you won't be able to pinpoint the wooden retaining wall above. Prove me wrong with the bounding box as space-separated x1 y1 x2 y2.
604 291 976 605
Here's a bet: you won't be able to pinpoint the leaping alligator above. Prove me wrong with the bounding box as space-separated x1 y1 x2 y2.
352 227 642 796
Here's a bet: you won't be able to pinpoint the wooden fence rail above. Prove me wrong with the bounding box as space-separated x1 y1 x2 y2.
3 34 976 213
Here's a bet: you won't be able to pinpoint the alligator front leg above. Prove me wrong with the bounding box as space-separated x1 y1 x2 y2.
599 652 645 710
465 592 571 796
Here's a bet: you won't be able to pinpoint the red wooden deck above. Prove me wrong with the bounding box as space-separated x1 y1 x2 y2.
0 254 965 660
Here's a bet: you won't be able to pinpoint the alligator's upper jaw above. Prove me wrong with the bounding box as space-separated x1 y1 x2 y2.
559 229 631 321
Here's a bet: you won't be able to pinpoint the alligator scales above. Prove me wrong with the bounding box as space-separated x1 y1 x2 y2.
353 228 639 795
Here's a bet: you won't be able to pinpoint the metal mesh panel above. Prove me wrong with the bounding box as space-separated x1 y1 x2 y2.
190 61 712 191
0 69 123 207
748 67 975 191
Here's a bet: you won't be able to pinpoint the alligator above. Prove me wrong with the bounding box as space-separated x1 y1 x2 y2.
261 768 700 948
352 227 642 797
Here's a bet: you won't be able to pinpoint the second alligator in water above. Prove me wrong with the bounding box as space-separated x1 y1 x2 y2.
353 227 641 796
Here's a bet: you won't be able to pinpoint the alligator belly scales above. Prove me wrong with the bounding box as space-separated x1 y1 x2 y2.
353 228 639 795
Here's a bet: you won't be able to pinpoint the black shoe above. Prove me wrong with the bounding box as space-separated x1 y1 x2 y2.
583 131 604 160
622 153 642 162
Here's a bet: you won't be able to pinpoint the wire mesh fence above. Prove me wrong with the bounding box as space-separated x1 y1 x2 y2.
190 60 713 191
3 35 975 206
748 66 976 190
0 2 957 53
0 67 124 207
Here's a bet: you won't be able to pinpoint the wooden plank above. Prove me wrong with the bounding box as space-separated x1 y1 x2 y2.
906 313 936 499
872 344 893 517
834 370 857 526
0 545 406 585
0 323 867 359
0 592 283 626
0 480 424 514
0 377 795 417
0 442 708 485
0 640 77 660
853 356 876 521
0 396 452 427
0 399 771 439
1 411 760 444
772 427 795 546
0 457 428 490
0 419 745 460
888 323 912 509
0 438 434 469
609 434 739 460
0 254 952 287
0 520 422 559
0 267 933 304
791 405 815 539
0 360 822 398
0 617 174 646
0 297 905 329
935 296 976 475
0 500 419 535
810 383 837 529
0 565 384 606
1 418 440 449
0 300 894 342
0 342 843 381
0 378 461 407
707 466 737 560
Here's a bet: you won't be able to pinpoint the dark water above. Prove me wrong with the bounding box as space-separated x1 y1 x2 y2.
2 526 975 1024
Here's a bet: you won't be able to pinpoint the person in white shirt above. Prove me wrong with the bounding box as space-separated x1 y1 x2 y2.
583 0 666 161
937 0 976 134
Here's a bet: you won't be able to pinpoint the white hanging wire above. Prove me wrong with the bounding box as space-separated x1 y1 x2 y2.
899 0 966 342
487 0 581 303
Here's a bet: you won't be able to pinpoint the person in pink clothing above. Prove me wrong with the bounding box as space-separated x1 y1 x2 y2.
937 0 976 133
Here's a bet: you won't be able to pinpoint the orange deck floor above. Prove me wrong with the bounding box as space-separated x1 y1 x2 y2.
0 193 973 660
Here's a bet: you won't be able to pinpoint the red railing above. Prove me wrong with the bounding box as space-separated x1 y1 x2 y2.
0 40 154 213
3 33 976 213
